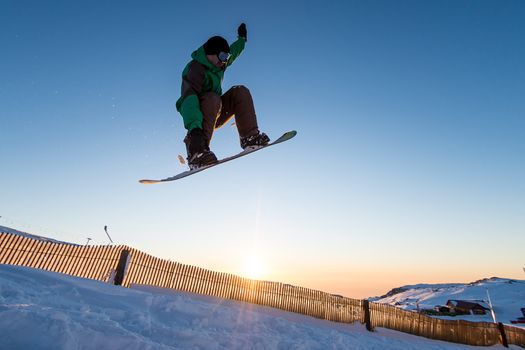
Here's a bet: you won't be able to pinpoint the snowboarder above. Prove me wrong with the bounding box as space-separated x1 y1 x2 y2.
175 23 270 169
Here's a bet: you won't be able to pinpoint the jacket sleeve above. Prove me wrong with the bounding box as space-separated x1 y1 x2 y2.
226 37 246 67
178 61 205 131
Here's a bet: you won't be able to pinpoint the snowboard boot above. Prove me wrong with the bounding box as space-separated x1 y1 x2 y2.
240 131 270 151
184 128 218 170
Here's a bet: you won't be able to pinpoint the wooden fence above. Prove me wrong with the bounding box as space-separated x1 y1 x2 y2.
370 302 505 346
1 230 524 348
0 232 123 282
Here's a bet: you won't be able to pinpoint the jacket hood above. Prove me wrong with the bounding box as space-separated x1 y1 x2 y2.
191 46 222 72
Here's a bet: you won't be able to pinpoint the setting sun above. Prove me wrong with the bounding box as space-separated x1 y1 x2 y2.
241 254 267 280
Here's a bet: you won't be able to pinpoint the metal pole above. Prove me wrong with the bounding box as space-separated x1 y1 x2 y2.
486 288 497 323
104 225 114 244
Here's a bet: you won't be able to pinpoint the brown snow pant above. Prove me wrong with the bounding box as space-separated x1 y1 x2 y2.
199 85 260 146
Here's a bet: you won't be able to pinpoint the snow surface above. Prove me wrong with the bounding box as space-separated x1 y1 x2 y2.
371 278 525 326
0 266 516 350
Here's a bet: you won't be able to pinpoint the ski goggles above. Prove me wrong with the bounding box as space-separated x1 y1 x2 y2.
217 51 231 63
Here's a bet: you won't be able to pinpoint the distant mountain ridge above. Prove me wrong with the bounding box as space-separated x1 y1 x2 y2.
370 277 525 326
374 277 518 300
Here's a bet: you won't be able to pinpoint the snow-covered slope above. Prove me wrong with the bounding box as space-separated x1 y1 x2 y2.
0 265 514 350
0 225 75 245
371 278 525 326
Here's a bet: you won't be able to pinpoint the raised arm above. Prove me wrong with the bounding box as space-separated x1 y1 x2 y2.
227 23 248 67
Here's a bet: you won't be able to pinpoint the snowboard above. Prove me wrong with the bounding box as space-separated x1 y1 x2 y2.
139 130 297 184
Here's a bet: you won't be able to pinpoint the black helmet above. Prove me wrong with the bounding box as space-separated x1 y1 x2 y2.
203 36 230 55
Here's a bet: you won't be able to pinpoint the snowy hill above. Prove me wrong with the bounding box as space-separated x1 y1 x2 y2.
0 265 515 350
0 225 75 245
371 278 525 326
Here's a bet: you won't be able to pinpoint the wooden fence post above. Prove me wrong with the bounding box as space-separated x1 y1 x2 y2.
363 300 373 332
498 322 509 348
114 249 130 286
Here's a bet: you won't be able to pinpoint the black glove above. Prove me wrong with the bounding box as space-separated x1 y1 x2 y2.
238 23 247 41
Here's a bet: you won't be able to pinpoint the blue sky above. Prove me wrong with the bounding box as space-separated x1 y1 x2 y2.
1 0 524 297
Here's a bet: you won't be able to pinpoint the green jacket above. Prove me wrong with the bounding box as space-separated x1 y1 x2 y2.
176 37 246 131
